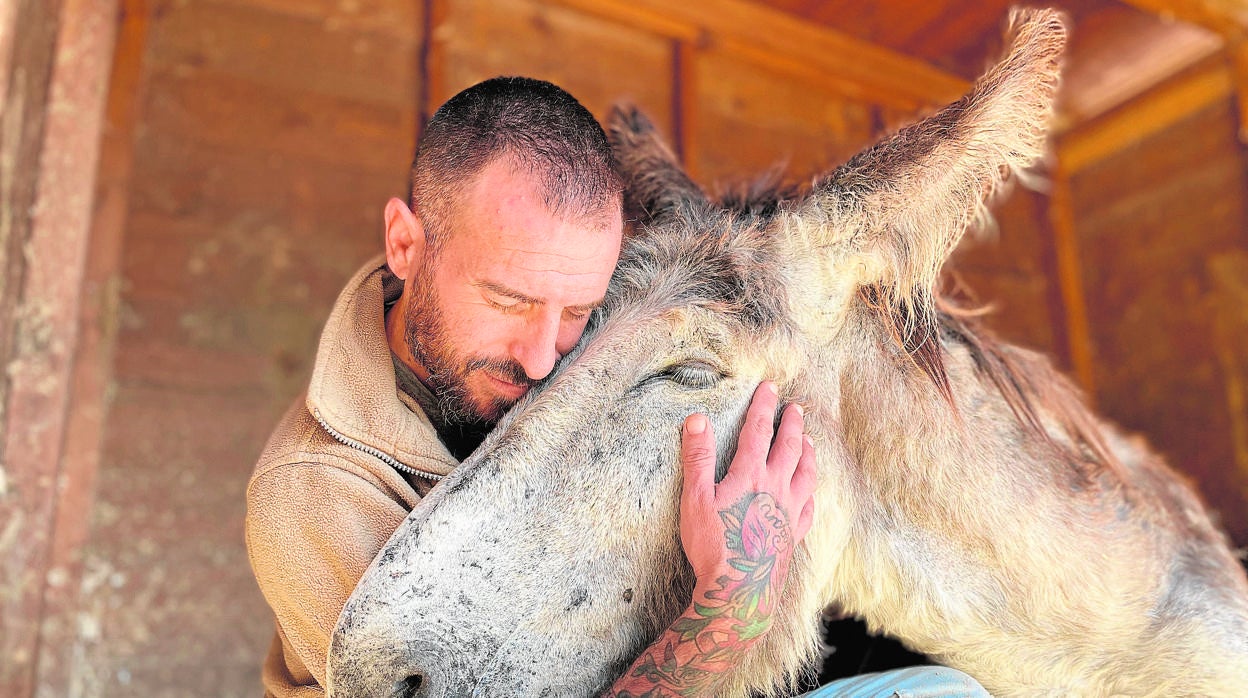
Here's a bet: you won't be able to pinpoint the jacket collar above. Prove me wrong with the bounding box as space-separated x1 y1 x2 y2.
306 255 457 479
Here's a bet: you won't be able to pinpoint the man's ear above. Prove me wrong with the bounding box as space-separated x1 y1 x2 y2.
384 197 426 280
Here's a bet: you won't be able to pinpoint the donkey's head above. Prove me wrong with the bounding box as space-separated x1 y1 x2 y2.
326 9 1066 697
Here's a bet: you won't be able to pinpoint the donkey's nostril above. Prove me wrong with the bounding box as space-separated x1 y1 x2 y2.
393 673 424 698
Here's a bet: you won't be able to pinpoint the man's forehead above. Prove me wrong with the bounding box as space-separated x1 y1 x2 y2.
456 155 620 223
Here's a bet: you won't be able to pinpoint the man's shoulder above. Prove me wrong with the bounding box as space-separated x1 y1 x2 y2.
248 394 422 509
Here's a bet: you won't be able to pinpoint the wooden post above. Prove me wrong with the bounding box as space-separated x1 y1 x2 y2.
1208 252 1248 518
1233 38 1248 143
0 0 120 695
1046 168 1097 400
423 0 450 118
32 0 148 692
672 38 698 178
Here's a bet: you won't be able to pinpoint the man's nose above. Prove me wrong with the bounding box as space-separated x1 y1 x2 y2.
511 313 561 381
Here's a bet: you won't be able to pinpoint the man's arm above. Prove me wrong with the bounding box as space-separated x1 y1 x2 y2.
605 381 817 697
246 461 412 687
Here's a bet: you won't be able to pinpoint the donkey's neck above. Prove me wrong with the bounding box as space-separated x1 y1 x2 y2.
818 303 1123 646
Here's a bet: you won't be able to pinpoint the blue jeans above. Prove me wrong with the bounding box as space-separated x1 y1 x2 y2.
799 666 990 697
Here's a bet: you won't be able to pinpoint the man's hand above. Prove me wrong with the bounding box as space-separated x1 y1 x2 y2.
604 381 817 697
680 380 816 585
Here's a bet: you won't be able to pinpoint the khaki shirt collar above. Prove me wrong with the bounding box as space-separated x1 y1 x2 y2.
306 255 457 479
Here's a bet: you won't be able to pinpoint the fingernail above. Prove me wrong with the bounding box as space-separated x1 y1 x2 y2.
803 435 814 448
686 414 707 434
765 381 778 394
793 403 805 416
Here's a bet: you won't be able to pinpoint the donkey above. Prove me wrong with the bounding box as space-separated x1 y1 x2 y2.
327 8 1248 697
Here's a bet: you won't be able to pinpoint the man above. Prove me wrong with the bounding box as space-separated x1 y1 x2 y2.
246 76 816 697
246 76 986 697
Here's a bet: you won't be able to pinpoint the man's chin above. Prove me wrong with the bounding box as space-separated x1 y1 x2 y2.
469 396 516 424
442 390 511 427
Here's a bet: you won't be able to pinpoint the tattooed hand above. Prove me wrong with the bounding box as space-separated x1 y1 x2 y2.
679 381 816 584
605 381 817 697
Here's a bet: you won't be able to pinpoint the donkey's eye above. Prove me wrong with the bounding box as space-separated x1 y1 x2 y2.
659 361 724 390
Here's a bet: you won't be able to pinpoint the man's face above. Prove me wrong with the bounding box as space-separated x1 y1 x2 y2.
400 157 623 427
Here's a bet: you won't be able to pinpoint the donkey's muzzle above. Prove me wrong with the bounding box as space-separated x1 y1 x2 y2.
326 620 455 698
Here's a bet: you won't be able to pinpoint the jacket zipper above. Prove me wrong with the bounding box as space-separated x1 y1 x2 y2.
312 409 445 482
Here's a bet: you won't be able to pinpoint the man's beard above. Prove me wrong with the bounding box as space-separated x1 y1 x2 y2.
402 273 535 430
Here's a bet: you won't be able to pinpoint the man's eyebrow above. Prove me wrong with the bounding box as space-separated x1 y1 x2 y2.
568 298 604 314
476 279 543 305
475 279 603 312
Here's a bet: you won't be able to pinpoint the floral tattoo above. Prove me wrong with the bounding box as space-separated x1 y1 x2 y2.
606 492 794 697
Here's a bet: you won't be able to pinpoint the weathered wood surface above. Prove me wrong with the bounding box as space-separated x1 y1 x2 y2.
0 1 117 696
28 0 421 694
1070 100 1248 544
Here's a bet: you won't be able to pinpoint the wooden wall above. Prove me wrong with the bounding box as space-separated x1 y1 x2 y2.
14 0 423 695
1069 98 1248 543
4 1 1245 696
1 0 118 694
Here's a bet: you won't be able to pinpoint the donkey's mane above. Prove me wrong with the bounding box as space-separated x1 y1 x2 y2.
865 266 1122 481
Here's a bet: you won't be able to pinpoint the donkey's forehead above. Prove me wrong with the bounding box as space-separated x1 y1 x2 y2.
606 210 790 333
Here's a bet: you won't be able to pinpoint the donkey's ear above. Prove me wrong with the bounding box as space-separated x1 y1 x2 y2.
607 104 710 227
801 7 1065 311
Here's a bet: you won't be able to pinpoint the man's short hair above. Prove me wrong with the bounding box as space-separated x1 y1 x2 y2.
410 76 622 251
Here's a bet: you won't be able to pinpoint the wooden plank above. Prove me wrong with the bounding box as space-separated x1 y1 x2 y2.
198 0 421 38
1066 99 1248 545
429 0 676 139
424 0 449 123
0 0 20 100
690 43 875 188
535 0 702 41
1055 6 1224 128
1208 251 1248 512
1234 39 1248 142
0 0 63 459
673 39 696 174
1115 2 1248 146
1057 57 1234 173
140 67 415 173
1046 170 1096 399
1119 0 1248 37
0 1 62 691
0 0 118 695
146 0 421 109
33 3 147 690
547 0 969 109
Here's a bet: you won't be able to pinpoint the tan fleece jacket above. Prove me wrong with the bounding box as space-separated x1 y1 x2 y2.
245 256 458 697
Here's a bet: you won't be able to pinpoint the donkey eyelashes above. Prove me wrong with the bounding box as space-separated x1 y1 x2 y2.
631 360 726 392
662 361 725 389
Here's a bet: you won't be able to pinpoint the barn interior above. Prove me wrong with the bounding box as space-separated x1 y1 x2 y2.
3 0 1247 695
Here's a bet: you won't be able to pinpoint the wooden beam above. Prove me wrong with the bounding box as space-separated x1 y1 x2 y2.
1047 169 1097 400
0 0 68 691
1119 0 1248 38
1233 38 1248 141
1121 0 1248 145
1207 251 1248 504
32 0 147 692
1057 57 1233 173
0 0 119 695
672 38 698 176
544 0 968 110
